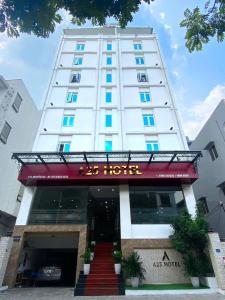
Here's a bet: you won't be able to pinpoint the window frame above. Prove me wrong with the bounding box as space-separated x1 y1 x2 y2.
58 142 71 152
106 56 112 65
135 56 145 65
146 140 159 151
105 114 112 127
143 114 155 127
12 93 23 112
106 43 112 51
209 145 218 161
0 121 12 144
140 91 151 102
105 140 112 152
66 92 78 103
106 72 112 83
134 43 142 50
71 73 81 83
105 91 112 103
76 43 85 51
73 56 83 65
62 115 75 127
137 72 148 82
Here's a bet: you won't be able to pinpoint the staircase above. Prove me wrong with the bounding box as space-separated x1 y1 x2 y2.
74 242 125 296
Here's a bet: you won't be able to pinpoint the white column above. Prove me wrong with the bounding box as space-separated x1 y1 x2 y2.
182 184 196 217
119 184 132 238
16 187 35 225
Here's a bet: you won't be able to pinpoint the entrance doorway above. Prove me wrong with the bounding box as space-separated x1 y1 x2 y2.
88 186 120 242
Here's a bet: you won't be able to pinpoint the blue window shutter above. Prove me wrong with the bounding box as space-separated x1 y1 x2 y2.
146 143 152 151
140 93 145 102
143 115 148 126
72 93 77 102
106 115 112 127
106 74 112 83
63 117 68 126
106 92 112 103
153 143 159 151
150 115 155 126
67 93 72 103
146 93 151 102
141 58 144 64
105 141 112 151
69 117 74 126
64 143 70 152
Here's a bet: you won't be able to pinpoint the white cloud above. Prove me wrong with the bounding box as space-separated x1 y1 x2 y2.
182 85 225 139
159 12 165 20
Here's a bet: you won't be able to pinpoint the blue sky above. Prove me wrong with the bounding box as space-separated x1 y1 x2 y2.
0 0 225 139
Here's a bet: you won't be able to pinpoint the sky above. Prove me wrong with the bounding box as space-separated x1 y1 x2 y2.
0 0 225 140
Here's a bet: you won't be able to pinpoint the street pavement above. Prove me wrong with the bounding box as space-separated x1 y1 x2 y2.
0 288 225 300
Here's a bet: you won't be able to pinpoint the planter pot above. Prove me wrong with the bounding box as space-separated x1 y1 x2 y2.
190 277 200 288
84 264 90 275
200 276 217 288
130 277 139 288
90 252 94 261
114 263 121 274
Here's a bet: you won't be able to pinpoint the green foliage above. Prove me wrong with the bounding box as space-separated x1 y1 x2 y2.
80 247 91 264
113 250 122 263
181 1 225 52
170 211 212 277
122 251 146 280
0 0 152 38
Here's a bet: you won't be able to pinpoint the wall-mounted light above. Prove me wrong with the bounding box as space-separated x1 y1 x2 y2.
56 82 58 85
164 101 168 105
50 102 53 106
170 127 174 130
43 128 47 131
155 63 158 66
160 81 162 84
60 64 63 67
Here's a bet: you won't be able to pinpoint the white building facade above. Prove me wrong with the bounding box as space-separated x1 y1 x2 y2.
0 76 40 286
5 27 201 292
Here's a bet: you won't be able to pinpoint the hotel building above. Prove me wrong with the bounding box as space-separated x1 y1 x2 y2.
5 27 201 295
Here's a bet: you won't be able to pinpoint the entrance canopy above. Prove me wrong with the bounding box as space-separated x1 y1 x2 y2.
12 151 202 186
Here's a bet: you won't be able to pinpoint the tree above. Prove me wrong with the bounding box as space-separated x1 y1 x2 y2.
181 0 225 52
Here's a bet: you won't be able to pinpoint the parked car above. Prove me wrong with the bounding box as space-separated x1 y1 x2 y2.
37 266 62 281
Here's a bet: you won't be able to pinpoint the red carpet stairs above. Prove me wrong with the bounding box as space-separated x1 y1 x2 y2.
74 243 125 296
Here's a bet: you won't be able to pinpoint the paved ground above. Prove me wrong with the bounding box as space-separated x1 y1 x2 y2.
0 288 225 300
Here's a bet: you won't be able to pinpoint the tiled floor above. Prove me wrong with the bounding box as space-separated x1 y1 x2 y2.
0 288 225 300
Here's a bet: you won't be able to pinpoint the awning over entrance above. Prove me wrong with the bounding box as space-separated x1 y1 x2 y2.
12 151 202 186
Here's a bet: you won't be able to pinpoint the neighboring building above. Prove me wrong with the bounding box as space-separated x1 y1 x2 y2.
5 27 201 294
190 99 225 239
0 76 40 286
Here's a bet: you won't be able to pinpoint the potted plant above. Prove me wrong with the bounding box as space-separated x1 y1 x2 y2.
122 251 145 288
113 250 122 274
170 210 209 288
81 248 91 275
90 241 95 261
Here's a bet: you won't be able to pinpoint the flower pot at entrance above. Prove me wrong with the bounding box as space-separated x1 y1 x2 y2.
114 263 121 274
191 277 200 288
84 264 90 275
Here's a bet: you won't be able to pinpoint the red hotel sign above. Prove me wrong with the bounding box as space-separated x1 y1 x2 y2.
18 162 198 186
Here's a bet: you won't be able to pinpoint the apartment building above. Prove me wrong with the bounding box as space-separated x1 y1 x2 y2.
0 76 40 286
4 27 201 294
190 100 225 239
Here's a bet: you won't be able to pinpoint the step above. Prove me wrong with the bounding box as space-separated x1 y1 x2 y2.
84 288 119 296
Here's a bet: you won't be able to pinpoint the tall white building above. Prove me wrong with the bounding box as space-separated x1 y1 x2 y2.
0 76 40 286
5 27 201 294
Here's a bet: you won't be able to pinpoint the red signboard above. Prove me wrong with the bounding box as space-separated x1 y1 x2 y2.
18 162 198 186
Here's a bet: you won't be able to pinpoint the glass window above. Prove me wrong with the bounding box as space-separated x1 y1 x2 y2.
106 91 112 103
73 57 83 65
134 43 142 50
106 56 112 65
143 114 155 126
105 140 112 151
209 145 218 161
106 73 112 83
71 73 81 83
58 142 71 152
140 92 151 102
76 43 85 51
63 115 74 127
137 73 148 82
0 121 11 144
105 114 112 127
28 187 88 225
197 197 209 215
66 92 78 103
135 57 144 65
129 186 185 224
107 43 112 51
12 93 22 112
146 141 159 151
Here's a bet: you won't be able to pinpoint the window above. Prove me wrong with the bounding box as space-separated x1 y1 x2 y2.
71 73 81 83
76 43 85 51
146 141 159 151
134 43 142 50
143 114 155 126
106 73 112 83
105 140 112 152
105 114 112 127
137 72 148 82
12 93 22 112
73 57 83 65
129 186 185 224
58 142 71 152
0 121 11 144
106 56 112 65
66 92 78 103
197 197 209 215
135 57 144 65
63 115 74 127
105 91 112 103
140 92 151 102
107 43 112 51
209 145 218 161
